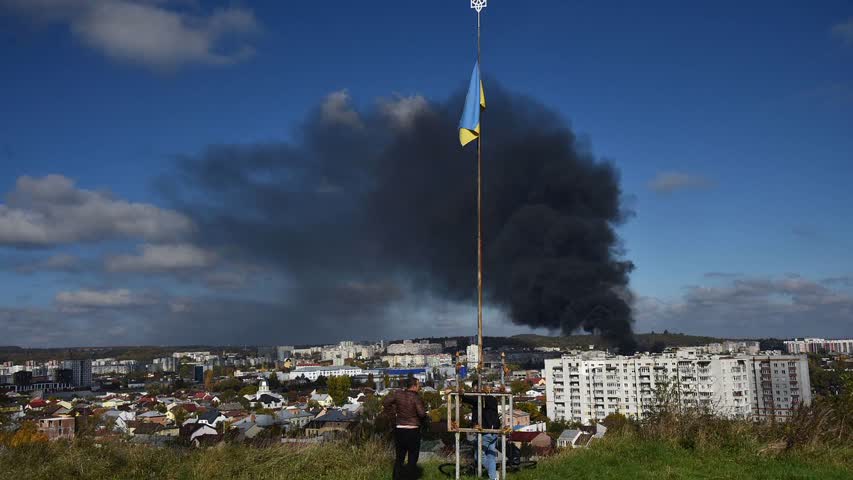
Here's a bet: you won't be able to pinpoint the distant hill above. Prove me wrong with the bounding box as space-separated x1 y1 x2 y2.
0 345 254 363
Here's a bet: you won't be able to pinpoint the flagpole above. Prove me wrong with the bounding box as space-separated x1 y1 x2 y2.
475 3 484 381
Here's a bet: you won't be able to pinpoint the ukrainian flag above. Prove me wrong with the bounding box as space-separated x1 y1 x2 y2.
459 61 485 147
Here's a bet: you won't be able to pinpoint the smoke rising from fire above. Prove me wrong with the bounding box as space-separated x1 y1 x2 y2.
164 84 637 351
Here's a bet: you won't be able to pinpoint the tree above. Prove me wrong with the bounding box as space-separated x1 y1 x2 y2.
203 370 215 391
328 375 352 406
171 406 189 426
6 421 47 447
239 385 258 397
510 380 528 395
215 377 241 392
516 402 547 423
362 395 381 420
178 364 193 379
422 391 443 411
267 373 280 390
601 413 629 433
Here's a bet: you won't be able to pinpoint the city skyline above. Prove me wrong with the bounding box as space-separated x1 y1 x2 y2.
1 1 852 347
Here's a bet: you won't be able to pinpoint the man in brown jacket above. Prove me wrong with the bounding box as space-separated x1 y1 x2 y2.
382 377 427 479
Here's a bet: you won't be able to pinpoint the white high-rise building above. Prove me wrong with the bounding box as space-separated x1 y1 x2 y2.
544 349 810 425
387 340 443 355
783 338 853 354
276 346 294 362
152 357 179 373
466 344 480 365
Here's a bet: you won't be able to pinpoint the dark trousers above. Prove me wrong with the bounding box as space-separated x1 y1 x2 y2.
393 427 421 480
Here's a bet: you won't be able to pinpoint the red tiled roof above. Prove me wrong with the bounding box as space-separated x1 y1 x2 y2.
509 432 546 443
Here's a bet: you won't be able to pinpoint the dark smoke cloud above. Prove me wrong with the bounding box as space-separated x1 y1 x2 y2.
162 84 637 352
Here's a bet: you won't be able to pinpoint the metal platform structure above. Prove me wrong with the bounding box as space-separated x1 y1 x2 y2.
444 351 513 479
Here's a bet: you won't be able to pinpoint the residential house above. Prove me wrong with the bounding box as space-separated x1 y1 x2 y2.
38 417 75 441
508 431 553 454
309 391 333 407
511 409 531 428
218 402 244 413
304 409 356 438
128 423 179 446
184 423 220 447
276 408 314 431
556 429 593 448
138 410 168 425
196 409 227 428
104 410 136 434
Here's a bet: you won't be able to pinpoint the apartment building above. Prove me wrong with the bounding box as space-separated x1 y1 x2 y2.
61 359 92 388
784 338 853 354
544 349 810 425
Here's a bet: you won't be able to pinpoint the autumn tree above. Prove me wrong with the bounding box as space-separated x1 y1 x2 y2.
203 370 215 391
171 406 189 426
6 421 47 447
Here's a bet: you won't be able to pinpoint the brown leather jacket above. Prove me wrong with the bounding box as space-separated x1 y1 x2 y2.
382 389 427 427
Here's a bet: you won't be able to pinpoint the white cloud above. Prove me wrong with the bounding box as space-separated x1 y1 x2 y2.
320 90 363 129
0 175 193 247
55 288 154 311
832 18 853 46
647 171 712 193
380 94 429 129
106 243 217 272
15 253 80 273
0 0 259 70
635 274 853 337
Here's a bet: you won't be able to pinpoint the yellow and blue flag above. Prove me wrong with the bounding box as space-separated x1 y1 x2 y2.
459 61 485 147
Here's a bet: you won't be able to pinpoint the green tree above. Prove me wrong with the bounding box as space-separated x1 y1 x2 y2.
516 402 547 423
422 391 443 411
602 413 629 433
510 380 528 395
239 385 258 397
328 375 352 406
267 373 280 390
362 395 381 420
216 377 241 392
178 364 192 379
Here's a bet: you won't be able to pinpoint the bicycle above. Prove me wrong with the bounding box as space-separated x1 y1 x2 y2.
438 440 537 478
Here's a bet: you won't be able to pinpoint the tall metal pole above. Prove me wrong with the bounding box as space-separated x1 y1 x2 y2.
475 0 484 383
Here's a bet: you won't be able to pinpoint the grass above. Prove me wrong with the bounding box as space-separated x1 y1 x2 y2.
1 436 850 480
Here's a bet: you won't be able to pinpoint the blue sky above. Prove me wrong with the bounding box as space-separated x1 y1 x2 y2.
0 1 851 346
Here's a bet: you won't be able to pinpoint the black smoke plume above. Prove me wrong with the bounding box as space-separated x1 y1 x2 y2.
164 84 637 352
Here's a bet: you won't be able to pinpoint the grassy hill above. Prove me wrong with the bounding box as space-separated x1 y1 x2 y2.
1 436 850 480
